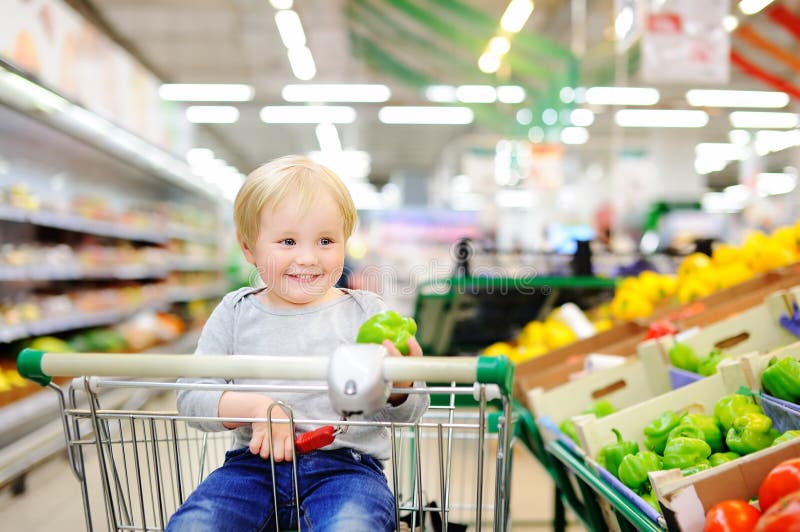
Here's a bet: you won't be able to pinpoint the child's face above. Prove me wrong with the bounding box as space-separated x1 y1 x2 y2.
242 188 346 308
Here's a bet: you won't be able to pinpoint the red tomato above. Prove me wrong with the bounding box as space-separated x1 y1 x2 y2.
754 491 800 532
704 500 761 532
644 319 678 340
759 459 800 513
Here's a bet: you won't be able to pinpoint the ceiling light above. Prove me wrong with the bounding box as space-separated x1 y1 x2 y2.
754 129 800 155
542 108 558 125
287 46 316 80
269 0 293 9
488 36 511 56
497 85 525 104
561 126 589 145
729 111 799 129
516 108 533 125
315 122 341 153
723 15 739 32
585 86 660 105
308 150 371 180
615 6 634 42
500 0 534 33
615 109 708 127
260 105 356 123
757 172 797 196
738 0 776 15
274 10 306 48
378 106 474 124
456 85 496 103
185 106 240 123
559 87 575 103
282 84 390 102
158 83 254 102
478 52 501 73
569 108 594 127
729 129 751 145
424 85 457 103
686 89 789 108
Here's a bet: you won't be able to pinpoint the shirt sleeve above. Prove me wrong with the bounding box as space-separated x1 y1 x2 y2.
176 291 239 432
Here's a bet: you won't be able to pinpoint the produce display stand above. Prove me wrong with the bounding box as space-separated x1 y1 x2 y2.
638 286 800 388
514 263 800 400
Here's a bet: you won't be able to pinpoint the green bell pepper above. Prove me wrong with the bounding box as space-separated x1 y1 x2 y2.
597 428 639 479
667 423 706 443
559 419 579 444
643 410 682 455
708 451 740 466
662 437 711 470
641 488 660 512
559 400 616 444
681 463 711 476
618 451 662 492
761 356 800 403
714 393 763 432
725 412 779 455
679 413 725 453
669 342 701 372
356 310 418 355
772 430 800 446
697 351 730 377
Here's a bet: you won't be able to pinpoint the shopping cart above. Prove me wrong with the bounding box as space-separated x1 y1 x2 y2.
17 346 516 532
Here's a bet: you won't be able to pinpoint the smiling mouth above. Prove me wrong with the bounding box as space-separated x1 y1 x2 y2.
286 273 321 282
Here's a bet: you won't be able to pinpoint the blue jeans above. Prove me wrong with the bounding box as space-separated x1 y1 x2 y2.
166 447 395 532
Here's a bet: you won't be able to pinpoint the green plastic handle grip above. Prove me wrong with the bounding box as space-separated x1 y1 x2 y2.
17 348 51 386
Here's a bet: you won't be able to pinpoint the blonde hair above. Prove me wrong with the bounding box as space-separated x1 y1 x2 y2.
234 155 357 250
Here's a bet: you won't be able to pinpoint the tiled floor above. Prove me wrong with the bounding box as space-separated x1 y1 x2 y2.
0 392 587 531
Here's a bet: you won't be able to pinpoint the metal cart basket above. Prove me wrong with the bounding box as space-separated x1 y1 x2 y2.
17 348 516 532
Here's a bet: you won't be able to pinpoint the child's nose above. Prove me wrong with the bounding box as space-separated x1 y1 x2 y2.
294 246 318 264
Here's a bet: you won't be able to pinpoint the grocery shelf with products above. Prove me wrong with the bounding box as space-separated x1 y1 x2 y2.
0 66 229 488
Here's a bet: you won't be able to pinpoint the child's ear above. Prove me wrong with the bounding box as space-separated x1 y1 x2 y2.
238 235 256 265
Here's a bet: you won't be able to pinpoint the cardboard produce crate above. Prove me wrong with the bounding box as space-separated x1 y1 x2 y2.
739 341 800 431
637 286 800 388
515 264 800 401
650 438 800 531
526 352 671 448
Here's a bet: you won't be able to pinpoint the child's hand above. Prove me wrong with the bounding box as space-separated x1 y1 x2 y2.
249 404 294 462
384 336 422 405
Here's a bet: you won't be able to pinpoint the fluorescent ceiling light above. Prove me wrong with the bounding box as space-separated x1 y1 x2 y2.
287 46 316 80
729 111 799 129
270 0 293 8
754 129 800 155
738 0 776 15
686 89 789 108
308 150 371 180
260 105 356 123
456 85 496 103
615 109 709 128
478 52 501 73
185 106 240 123
695 142 745 160
425 85 457 103
315 122 342 153
282 84 390 102
561 126 589 145
757 172 797 196
729 129 752 145
500 0 534 33
274 10 306 48
585 86 659 105
570 108 594 127
497 85 525 104
488 36 511 56
158 83 254 102
378 106 474 124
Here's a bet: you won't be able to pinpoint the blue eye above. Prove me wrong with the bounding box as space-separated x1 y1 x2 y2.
320 238 332 245
281 238 295 245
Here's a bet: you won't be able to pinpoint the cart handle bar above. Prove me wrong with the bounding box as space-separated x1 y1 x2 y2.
18 349 514 396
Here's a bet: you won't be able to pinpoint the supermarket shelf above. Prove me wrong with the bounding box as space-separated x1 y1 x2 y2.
0 205 166 244
169 260 224 272
166 224 218 245
167 282 228 303
0 264 169 282
0 303 168 344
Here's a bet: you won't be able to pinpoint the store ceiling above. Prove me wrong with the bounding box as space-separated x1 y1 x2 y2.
71 0 800 188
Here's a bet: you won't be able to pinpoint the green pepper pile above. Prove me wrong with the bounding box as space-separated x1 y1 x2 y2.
593 391 797 506
761 356 800 404
558 399 616 445
667 342 731 376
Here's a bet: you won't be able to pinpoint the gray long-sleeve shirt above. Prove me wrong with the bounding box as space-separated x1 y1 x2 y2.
177 287 429 460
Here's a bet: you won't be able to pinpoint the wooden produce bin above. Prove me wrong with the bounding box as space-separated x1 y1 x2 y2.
650 439 800 531
739 342 800 432
515 264 800 401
